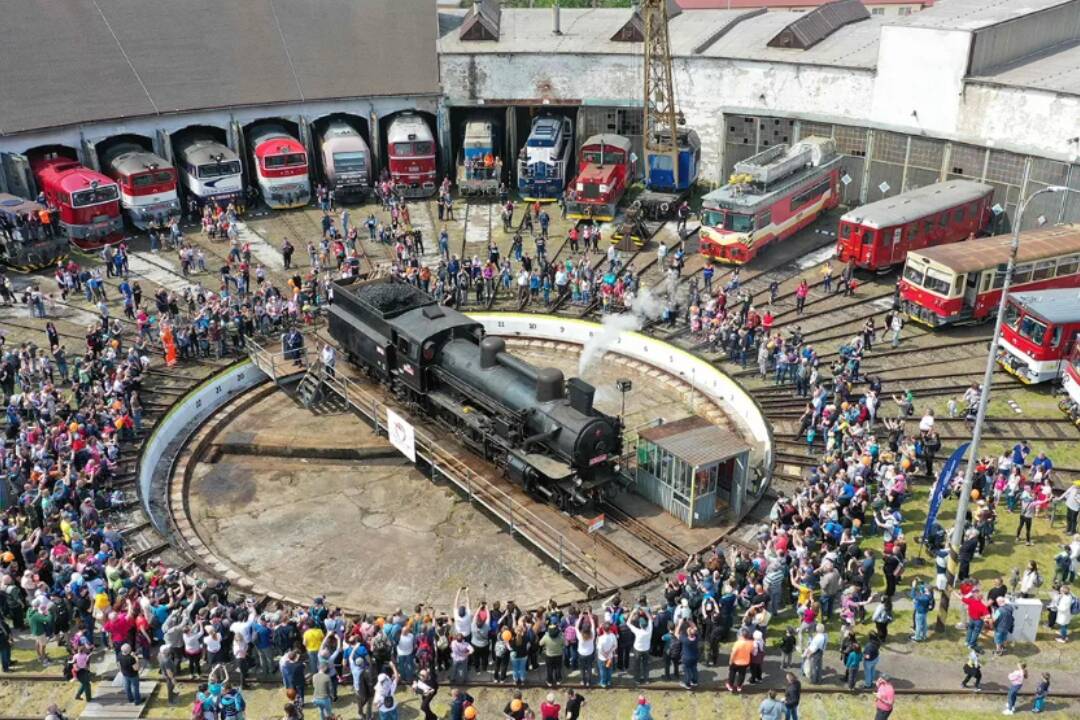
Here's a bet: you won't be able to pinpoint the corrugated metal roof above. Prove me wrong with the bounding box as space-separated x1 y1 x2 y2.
840 180 994 229
638 415 750 467
971 40 1080 97
1009 288 1080 324
908 224 1080 273
893 0 1074 31
768 0 869 50
0 0 440 136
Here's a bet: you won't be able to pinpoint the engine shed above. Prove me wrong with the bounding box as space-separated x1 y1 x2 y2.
635 415 753 528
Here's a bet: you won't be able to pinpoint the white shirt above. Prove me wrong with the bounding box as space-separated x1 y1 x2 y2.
596 632 617 661
454 610 472 636
396 631 415 657
919 414 935 433
628 619 652 653
1062 485 1080 512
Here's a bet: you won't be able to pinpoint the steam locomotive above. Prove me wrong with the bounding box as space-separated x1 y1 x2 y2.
327 278 624 509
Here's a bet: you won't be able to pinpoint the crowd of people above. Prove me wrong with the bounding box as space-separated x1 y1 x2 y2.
5 187 1080 720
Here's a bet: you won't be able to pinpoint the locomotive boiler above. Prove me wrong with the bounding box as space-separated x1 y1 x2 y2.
328 278 623 509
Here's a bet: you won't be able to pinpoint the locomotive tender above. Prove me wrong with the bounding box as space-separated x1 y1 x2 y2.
328 278 624 509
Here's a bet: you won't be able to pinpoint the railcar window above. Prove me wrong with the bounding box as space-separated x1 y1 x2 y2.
702 209 723 228
952 208 964 224
333 152 367 172
1013 263 1034 284
1057 255 1080 276
902 265 925 287
840 224 851 239
756 210 772 230
651 155 674 171
199 161 241 178
1019 316 1047 345
1032 260 1056 281
265 153 306 168
71 185 119 207
1004 303 1020 328
923 267 953 295
791 179 830 207
724 214 753 233
1052 326 1063 348
991 267 1007 290
905 224 918 242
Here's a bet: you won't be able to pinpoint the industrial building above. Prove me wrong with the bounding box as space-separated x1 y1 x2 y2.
1 0 1078 228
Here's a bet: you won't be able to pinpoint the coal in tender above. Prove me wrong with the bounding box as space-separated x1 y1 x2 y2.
356 281 431 315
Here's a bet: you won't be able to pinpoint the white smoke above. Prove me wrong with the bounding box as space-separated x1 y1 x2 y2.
577 271 678 375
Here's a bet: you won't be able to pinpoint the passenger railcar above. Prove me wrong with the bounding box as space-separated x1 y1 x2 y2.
100 143 180 229
173 134 244 207
387 113 437 198
836 180 994 271
456 118 501 197
899 225 1080 327
29 155 123 250
700 137 841 265
639 127 701 219
328 278 624 509
517 116 573 201
566 134 636 222
0 193 67 271
319 120 371 200
998 289 1080 384
249 123 311 209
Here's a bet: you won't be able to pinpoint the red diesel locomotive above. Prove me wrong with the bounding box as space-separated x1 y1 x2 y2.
565 134 636 222
30 154 124 250
900 224 1080 327
836 180 993 271
387 113 437 198
998 288 1080 384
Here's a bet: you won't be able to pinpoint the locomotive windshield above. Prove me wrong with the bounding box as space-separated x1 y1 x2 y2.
333 152 367 172
724 213 753 233
198 161 241 178
71 185 119 207
1018 315 1048 345
701 208 723 228
265 153 306 168
132 171 174 187
583 149 624 165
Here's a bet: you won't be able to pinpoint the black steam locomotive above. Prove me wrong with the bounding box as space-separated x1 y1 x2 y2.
328 278 624 509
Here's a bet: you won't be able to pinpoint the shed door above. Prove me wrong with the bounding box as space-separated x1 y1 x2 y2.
1 153 33 198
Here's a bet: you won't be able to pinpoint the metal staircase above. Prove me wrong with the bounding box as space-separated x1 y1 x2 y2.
294 359 325 408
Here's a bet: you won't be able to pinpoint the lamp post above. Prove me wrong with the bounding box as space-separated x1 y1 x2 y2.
935 185 1068 631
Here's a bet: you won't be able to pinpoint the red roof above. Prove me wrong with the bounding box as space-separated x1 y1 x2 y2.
675 0 932 7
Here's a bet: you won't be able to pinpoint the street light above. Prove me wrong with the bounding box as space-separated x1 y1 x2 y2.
935 184 1068 630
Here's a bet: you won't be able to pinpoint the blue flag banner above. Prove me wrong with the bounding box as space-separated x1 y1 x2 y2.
922 442 970 545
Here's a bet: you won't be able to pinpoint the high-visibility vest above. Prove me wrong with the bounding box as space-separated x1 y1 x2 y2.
38 209 51 225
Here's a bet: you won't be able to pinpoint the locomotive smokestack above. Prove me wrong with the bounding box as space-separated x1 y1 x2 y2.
566 377 595 415
480 336 506 369
552 2 561 35
535 367 565 403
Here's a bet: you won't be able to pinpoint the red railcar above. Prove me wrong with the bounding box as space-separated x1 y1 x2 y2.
1062 345 1080 415
836 180 993 271
700 137 841 264
565 134 636 222
30 155 123 250
899 225 1080 327
387 113 437 198
997 289 1080 384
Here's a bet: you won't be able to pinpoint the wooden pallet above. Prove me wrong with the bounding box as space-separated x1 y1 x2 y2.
80 677 158 720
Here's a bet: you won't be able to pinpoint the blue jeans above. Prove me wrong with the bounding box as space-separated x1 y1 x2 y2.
683 659 699 686
635 651 649 682
396 653 415 683
598 657 613 687
994 627 1010 649
451 660 468 685
511 656 527 682
0 646 10 672
863 657 879 688
966 619 984 649
123 675 142 703
578 653 594 687
913 611 928 641
1007 684 1021 711
313 697 333 720
785 705 799 720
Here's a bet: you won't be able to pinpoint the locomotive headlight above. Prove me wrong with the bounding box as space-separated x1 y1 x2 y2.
576 478 583 487
576 182 584 192
613 463 621 473
599 184 609 194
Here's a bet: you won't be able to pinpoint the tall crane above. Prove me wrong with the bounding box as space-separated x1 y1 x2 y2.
642 0 681 193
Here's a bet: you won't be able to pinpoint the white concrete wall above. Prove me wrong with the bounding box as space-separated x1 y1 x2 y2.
870 26 971 140
960 83 1080 165
469 313 774 477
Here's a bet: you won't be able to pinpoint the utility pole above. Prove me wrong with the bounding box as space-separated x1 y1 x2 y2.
934 185 1067 631
642 0 681 189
